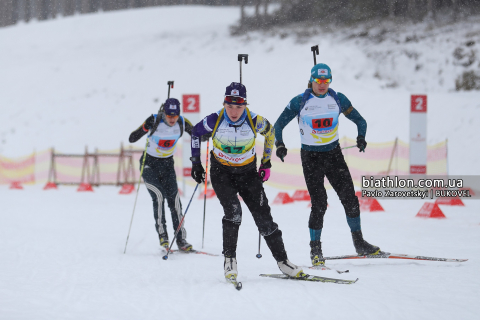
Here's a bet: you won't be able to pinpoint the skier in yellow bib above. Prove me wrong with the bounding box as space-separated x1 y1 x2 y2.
190 82 304 282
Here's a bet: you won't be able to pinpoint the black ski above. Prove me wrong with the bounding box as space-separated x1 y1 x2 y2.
260 273 358 285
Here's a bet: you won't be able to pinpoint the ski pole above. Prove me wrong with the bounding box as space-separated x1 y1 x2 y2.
167 81 174 98
256 232 262 259
237 54 262 259
311 45 319 65
341 145 357 150
202 139 210 249
163 183 199 260
124 81 174 254
238 54 248 84
123 139 148 254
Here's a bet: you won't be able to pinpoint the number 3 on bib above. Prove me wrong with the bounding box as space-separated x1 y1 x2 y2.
312 118 333 129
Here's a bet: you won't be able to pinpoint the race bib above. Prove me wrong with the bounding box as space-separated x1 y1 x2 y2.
312 118 333 129
158 139 176 148
220 145 245 154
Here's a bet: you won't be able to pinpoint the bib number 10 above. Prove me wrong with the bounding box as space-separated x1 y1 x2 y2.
312 118 333 129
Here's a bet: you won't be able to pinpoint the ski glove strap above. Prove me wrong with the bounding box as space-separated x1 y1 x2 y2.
190 156 201 164
356 136 367 152
191 163 205 184
275 141 287 162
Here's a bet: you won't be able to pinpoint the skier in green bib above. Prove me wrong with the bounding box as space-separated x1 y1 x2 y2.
190 82 304 283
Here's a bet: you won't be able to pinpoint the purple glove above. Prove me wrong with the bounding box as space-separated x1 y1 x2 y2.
258 161 271 182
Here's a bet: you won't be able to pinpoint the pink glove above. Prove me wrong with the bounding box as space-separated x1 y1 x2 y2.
258 163 271 182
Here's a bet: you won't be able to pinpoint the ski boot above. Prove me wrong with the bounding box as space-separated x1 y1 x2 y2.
352 230 380 255
176 239 193 252
224 256 238 281
159 234 169 249
277 259 305 278
310 240 325 266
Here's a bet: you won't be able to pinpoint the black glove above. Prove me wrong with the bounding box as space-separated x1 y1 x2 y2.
200 133 211 142
357 136 367 152
191 162 205 184
275 141 288 162
143 115 155 131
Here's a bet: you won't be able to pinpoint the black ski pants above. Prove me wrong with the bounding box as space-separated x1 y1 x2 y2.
140 154 186 242
210 158 288 262
301 145 360 230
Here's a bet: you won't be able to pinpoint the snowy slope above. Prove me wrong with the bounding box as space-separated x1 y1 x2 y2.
0 6 480 174
1 184 478 320
1 6 480 320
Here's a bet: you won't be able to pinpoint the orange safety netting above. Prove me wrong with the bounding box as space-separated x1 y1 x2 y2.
0 137 447 189
0 152 36 184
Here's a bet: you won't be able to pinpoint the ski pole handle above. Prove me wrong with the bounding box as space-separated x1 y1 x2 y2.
311 45 319 65
238 54 249 63
167 81 174 99
238 54 248 84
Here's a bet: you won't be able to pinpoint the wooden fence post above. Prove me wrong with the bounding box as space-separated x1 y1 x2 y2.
80 146 91 184
47 147 58 184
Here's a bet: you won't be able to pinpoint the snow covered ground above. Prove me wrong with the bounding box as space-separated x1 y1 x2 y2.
1 5 479 320
1 184 478 319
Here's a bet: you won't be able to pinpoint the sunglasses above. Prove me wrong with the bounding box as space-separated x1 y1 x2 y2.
312 78 332 84
224 96 246 104
165 114 179 119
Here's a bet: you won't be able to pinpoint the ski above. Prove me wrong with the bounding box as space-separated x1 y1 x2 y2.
324 251 468 262
226 276 242 290
304 265 350 274
260 273 358 285
162 249 220 257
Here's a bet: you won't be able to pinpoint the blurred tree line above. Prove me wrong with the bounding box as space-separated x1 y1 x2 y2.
2 0 479 29
0 0 278 27
233 0 480 34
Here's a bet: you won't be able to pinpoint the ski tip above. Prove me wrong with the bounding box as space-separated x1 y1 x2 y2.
337 269 350 274
236 282 243 290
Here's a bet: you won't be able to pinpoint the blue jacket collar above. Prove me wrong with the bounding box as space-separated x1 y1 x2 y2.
224 109 247 125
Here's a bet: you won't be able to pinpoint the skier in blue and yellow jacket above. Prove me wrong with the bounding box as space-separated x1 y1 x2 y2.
273 63 381 266
190 82 304 283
